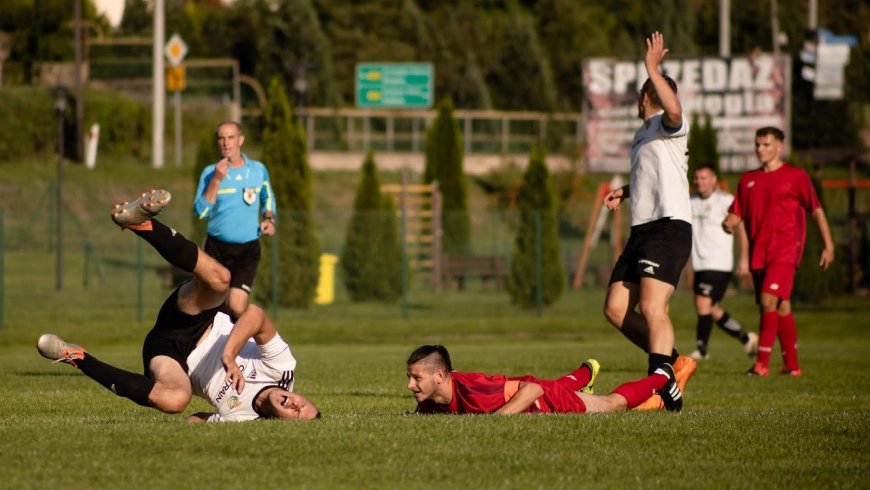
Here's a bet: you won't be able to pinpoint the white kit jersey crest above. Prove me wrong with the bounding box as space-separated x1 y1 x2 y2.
186 312 297 422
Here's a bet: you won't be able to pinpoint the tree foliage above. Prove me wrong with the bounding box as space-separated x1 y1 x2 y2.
255 77 321 308
687 113 720 178
423 97 470 252
506 144 564 308
793 164 846 302
341 151 403 302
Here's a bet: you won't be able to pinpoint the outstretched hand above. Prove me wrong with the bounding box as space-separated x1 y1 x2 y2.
645 31 669 72
604 187 626 211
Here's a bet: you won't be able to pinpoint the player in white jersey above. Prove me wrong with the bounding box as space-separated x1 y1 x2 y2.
688 165 757 360
36 189 319 422
602 32 696 410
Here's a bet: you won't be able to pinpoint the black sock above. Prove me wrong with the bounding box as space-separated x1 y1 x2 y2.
131 218 199 273
670 349 679 365
648 353 673 376
76 354 155 407
716 312 745 340
696 314 714 355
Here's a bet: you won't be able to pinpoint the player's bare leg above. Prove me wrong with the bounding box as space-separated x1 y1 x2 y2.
603 281 651 351
225 288 250 320
638 277 676 363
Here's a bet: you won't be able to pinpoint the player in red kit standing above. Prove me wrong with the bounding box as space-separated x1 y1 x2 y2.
722 127 835 376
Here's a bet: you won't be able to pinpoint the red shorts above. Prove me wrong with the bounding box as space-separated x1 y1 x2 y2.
751 265 796 303
509 376 588 414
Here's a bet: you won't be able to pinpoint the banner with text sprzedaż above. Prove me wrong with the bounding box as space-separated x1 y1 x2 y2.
582 55 791 173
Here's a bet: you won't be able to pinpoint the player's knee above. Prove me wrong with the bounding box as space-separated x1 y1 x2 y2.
151 394 190 414
603 302 624 327
638 298 667 319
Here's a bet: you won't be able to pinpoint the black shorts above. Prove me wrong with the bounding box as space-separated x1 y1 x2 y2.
693 270 732 303
204 236 261 293
141 287 222 375
609 217 692 288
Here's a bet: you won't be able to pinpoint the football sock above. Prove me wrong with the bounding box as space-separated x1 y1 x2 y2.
716 312 746 340
670 349 679 365
130 218 199 273
778 313 800 370
612 373 668 409
757 310 779 367
696 314 713 355
556 364 592 391
75 354 155 407
648 353 672 376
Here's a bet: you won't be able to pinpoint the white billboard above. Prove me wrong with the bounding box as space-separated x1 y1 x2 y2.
583 55 791 173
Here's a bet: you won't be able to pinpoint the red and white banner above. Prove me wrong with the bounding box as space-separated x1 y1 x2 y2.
583 54 791 173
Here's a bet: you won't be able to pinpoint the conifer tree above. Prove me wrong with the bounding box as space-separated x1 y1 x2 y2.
423 97 470 253
506 144 564 308
377 192 403 302
687 113 719 179
254 77 321 308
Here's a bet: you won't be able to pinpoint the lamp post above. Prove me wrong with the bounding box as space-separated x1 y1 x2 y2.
53 86 68 291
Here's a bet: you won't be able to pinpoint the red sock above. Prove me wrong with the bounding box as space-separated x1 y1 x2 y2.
556 364 592 391
612 374 667 409
757 310 779 368
778 313 799 370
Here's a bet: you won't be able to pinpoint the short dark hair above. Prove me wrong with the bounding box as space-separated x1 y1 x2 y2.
755 126 785 142
407 345 452 372
215 120 243 138
695 164 718 176
641 75 678 97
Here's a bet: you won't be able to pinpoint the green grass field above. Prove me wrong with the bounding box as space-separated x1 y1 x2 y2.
2 158 870 488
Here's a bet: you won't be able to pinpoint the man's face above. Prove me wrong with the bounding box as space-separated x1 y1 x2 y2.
755 134 782 165
259 387 319 420
216 124 244 159
406 361 443 403
694 168 717 197
637 90 647 120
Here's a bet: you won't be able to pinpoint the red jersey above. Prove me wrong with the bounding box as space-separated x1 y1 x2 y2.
729 164 821 270
415 371 587 414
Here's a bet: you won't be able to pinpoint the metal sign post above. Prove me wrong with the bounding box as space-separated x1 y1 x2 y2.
164 33 188 167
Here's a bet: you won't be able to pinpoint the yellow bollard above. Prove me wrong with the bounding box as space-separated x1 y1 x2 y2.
315 253 339 305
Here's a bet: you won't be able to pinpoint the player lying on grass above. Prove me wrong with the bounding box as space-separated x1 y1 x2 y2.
406 345 692 414
36 189 319 422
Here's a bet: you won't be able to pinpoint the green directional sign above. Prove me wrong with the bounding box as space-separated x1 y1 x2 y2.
355 62 434 108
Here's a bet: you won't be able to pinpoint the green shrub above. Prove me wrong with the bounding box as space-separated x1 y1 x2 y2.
341 151 402 302
83 88 150 157
506 144 564 308
0 86 58 161
255 77 320 308
190 120 222 245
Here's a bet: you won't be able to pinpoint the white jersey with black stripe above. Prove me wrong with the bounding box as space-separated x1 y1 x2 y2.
186 312 297 422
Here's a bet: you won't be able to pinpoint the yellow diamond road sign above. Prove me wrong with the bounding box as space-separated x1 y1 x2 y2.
164 33 188 67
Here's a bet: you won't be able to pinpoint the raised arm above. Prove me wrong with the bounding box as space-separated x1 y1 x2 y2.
494 381 545 415
811 207 835 270
220 304 278 394
645 32 682 128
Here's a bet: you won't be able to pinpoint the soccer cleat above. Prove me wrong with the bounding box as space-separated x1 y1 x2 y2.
631 394 664 411
654 364 682 412
744 332 759 357
778 366 802 376
689 350 709 361
579 359 600 395
111 189 171 230
673 355 698 393
36 333 86 368
746 361 769 376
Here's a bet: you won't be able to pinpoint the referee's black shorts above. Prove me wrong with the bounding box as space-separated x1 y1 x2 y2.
609 217 692 288
204 236 261 293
